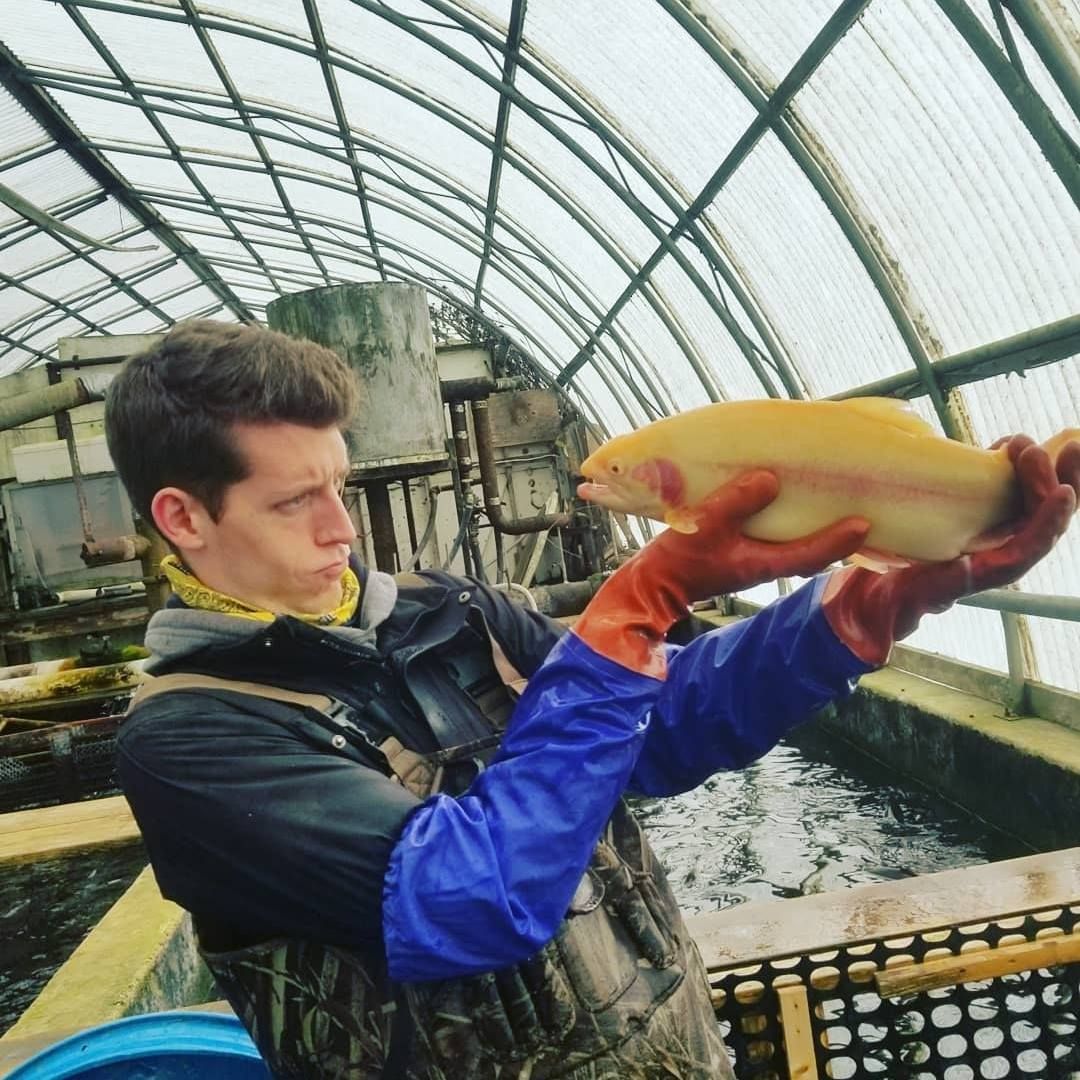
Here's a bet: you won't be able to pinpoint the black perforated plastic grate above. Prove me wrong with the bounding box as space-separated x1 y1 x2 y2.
711 905 1080 1078
0 716 120 812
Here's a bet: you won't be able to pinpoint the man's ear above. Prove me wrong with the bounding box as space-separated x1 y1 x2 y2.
151 487 212 552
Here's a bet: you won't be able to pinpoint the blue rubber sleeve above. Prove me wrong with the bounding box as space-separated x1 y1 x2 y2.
629 576 876 796
382 631 661 982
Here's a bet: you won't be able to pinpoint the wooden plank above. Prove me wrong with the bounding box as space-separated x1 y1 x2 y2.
688 847 1080 972
876 931 1080 998
777 984 819 1079
0 794 140 866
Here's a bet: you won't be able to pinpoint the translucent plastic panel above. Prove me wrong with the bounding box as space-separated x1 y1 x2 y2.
611 294 713 415
267 142 356 184
509 71 663 266
128 261 207 302
334 68 491 197
177 233 252 264
367 202 480 290
960 359 1080 693
0 149 97 212
62 204 162 272
158 111 266 160
479 264 578 373
186 160 282 207
278 177 370 236
0 229 69 287
0 3 111 74
153 284 224 322
664 241 791 403
0 344 37 375
205 26 333 121
318 0 500 125
1028 617 1080 695
248 244 320 277
969 0 1080 145
524 0 755 196
49 86 168 149
22 315 88 358
0 88 46 155
79 7 226 91
0 283 48 328
97 149 203 200
705 132 914 397
98 308 169 336
493 166 631 312
316 256 382 284
738 581 782 608
902 603 1009 675
710 1 843 85
568 362 645 435
77 289 147 328
799 2 1080 358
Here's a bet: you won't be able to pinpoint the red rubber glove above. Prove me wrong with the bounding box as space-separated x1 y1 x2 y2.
574 471 871 677
822 435 1080 666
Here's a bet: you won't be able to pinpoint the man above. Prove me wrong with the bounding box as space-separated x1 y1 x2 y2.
107 320 1078 1079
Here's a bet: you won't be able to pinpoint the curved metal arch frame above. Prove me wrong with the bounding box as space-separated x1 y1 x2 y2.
383 0 802 399
0 38 255 325
16 65 697 419
125 185 645 432
128 154 670 422
56 0 773 401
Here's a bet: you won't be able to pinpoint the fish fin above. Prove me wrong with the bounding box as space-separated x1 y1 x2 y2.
1041 428 1080 468
964 522 1018 554
664 507 700 534
848 547 913 573
839 398 938 436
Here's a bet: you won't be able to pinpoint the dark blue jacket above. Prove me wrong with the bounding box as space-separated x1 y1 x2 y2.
118 569 871 982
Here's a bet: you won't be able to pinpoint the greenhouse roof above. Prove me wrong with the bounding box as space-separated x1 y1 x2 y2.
0 0 1078 689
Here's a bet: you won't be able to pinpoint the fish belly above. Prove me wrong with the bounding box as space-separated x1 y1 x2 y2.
664 419 1017 561
739 456 1014 562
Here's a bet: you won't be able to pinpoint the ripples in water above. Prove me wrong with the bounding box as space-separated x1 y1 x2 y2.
636 723 1028 915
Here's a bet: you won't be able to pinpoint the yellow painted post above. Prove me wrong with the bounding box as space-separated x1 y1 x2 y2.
876 931 1080 997
777 983 819 1079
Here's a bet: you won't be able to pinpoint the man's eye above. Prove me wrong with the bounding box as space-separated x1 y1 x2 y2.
279 493 310 510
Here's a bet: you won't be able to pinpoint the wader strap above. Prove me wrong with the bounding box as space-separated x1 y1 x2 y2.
127 672 440 791
127 672 335 714
382 988 415 1080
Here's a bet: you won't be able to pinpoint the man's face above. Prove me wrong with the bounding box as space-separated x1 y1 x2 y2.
186 422 355 616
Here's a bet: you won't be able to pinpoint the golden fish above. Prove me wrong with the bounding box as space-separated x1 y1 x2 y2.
578 398 1079 564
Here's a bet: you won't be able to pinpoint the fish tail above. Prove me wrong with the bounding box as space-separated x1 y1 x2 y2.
1041 428 1080 467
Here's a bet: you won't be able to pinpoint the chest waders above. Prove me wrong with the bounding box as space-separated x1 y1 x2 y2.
128 649 733 1078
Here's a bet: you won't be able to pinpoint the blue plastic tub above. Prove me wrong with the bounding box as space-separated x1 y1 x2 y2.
6 1012 270 1079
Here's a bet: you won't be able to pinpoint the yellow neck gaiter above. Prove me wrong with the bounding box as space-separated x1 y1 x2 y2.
160 554 361 627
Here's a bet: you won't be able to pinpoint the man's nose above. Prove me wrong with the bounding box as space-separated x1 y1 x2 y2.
319 490 357 546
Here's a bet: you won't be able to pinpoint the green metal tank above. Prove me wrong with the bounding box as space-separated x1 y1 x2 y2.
266 283 447 477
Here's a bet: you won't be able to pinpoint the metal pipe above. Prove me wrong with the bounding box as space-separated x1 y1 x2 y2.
81 534 151 566
832 315 1080 402
135 515 172 613
530 579 600 618
364 481 399 574
0 378 95 432
60 410 95 544
958 590 1080 621
448 402 476 575
470 398 571 535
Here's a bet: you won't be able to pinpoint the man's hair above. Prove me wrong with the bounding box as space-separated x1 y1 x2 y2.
105 320 361 523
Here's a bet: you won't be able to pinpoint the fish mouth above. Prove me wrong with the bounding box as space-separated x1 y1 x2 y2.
577 480 610 503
